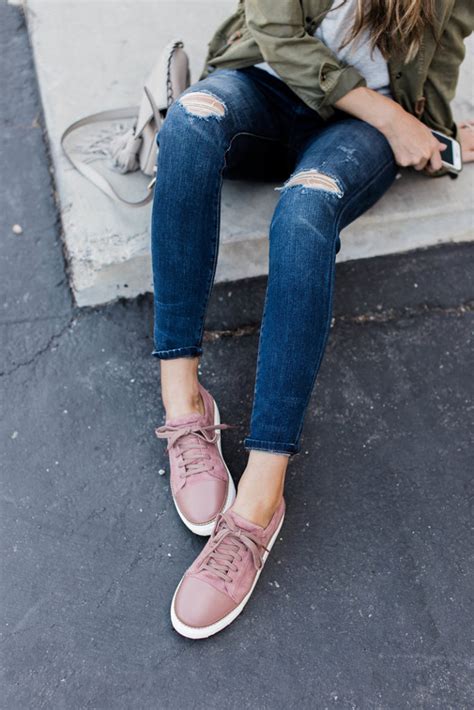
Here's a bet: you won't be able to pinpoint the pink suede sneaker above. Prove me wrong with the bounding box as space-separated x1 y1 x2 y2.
171 499 286 639
155 383 235 536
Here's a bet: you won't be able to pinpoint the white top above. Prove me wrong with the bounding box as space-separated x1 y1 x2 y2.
254 0 391 97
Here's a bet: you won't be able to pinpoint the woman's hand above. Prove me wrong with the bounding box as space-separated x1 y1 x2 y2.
379 105 446 172
459 120 474 163
335 87 446 172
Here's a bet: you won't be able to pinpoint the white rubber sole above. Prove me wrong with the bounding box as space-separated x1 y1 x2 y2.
170 511 285 639
172 399 236 537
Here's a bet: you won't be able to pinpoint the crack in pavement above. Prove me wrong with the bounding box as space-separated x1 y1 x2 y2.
0 315 76 378
1 300 471 377
204 323 260 341
336 300 473 326
0 314 72 327
203 300 473 341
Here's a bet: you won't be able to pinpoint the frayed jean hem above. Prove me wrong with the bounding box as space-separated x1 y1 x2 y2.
243 437 297 457
152 345 203 360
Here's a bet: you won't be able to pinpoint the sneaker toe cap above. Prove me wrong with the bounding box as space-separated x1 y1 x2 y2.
176 479 227 525
173 576 235 629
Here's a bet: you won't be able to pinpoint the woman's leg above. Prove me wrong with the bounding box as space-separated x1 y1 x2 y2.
151 68 285 419
233 116 398 526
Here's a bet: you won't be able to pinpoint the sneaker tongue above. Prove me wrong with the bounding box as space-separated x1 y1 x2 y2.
227 509 264 534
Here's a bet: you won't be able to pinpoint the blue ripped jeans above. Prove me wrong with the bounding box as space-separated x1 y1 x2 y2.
151 66 397 456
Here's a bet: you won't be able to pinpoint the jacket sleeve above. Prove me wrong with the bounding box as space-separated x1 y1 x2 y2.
244 0 367 119
422 0 473 140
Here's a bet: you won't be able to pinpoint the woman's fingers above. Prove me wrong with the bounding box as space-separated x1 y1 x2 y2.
414 142 444 171
414 156 429 171
424 144 445 173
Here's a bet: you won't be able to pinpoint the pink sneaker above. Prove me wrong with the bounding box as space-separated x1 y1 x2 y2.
171 499 286 639
155 383 235 536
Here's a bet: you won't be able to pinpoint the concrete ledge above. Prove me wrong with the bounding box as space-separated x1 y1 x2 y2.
26 0 474 307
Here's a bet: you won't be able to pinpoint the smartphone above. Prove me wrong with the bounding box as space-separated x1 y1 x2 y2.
431 130 463 174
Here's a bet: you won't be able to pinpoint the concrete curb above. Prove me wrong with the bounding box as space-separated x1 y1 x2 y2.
25 0 474 307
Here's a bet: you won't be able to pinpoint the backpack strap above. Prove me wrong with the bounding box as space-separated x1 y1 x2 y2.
60 107 155 207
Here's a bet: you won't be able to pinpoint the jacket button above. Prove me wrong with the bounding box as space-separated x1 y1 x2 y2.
395 71 402 79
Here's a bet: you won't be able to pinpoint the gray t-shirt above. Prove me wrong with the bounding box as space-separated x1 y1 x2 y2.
254 0 392 97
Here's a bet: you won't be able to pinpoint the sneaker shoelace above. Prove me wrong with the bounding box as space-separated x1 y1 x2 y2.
199 513 268 583
155 421 232 478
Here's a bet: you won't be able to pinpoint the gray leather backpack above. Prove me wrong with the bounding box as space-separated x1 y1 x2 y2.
61 39 190 207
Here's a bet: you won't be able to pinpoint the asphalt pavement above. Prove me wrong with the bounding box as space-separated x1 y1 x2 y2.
1 3 473 708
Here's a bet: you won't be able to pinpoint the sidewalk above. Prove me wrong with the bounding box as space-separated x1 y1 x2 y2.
1 4 473 708
25 0 474 306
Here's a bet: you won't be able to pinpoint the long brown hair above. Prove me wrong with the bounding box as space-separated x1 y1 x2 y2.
334 0 438 63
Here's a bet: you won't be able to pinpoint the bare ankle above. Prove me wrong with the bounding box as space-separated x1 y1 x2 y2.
231 452 288 527
160 357 204 420
163 389 204 420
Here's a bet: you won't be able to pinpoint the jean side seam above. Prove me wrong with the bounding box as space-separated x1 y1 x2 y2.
246 244 271 440
292 233 338 448
195 130 286 351
291 156 397 447
336 155 397 231
195 157 223 350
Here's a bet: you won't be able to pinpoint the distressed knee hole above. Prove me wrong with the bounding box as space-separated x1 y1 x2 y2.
278 169 343 197
178 91 226 118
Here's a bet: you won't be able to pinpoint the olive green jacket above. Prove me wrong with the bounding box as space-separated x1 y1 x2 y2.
200 0 472 142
